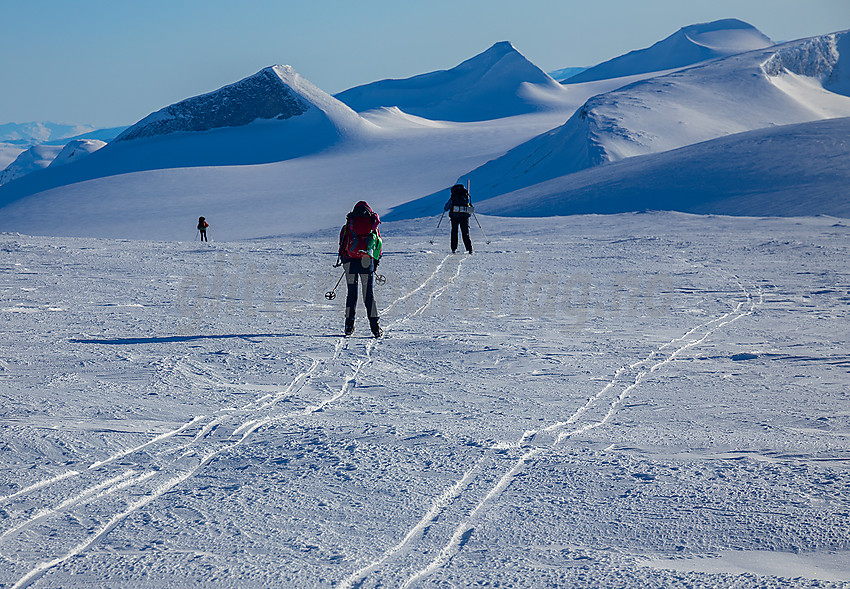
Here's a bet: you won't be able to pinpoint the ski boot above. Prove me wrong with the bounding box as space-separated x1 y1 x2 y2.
344 319 355 337
370 318 383 338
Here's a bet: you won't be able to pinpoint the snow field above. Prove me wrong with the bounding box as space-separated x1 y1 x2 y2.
0 212 849 587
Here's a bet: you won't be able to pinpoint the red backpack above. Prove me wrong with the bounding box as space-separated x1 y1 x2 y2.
340 202 380 259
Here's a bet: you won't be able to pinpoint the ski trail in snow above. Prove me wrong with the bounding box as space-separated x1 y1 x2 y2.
10 425 264 589
394 277 763 588
338 451 489 589
0 470 80 505
5 252 468 587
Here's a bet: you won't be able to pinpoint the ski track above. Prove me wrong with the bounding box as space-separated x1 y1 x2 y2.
344 273 764 588
3 253 462 588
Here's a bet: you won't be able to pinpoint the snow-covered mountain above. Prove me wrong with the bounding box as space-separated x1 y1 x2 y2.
2 24 850 240
564 19 773 84
48 139 107 168
390 29 850 213
0 65 377 204
0 123 114 175
116 65 370 144
0 144 63 186
335 41 571 121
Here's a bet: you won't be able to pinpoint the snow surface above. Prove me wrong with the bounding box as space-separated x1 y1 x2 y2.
0 212 848 587
565 19 773 84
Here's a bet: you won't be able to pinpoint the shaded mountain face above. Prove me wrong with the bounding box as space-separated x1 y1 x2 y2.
335 41 566 121
116 68 311 141
472 116 850 218
564 19 773 84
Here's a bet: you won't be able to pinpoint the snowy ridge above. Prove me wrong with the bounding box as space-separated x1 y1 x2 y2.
565 19 773 84
335 41 570 121
116 65 372 142
116 67 308 141
48 139 106 168
762 31 850 95
391 30 850 211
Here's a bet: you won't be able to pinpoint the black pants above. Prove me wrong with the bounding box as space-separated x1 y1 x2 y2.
451 216 472 252
344 258 378 321
199 230 207 242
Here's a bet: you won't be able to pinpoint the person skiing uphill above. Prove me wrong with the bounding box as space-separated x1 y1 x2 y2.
444 184 473 254
197 216 209 241
338 201 383 337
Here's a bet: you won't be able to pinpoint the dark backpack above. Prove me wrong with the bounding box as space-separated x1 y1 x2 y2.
449 184 472 216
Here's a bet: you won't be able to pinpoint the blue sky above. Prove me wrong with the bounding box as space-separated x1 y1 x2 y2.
1 0 847 127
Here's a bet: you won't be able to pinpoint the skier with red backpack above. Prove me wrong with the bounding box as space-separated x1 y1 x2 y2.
338 201 383 337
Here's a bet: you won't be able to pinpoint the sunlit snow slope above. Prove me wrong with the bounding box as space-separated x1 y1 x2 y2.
389 30 850 216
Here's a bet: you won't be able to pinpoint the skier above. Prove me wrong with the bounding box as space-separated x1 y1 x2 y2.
338 201 383 337
197 216 209 242
444 184 473 254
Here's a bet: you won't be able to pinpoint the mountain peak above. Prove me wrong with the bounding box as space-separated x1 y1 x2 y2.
115 66 313 142
335 41 563 121
564 19 772 84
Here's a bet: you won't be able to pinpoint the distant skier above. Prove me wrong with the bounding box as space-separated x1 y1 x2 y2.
197 216 209 242
444 184 473 254
338 201 383 337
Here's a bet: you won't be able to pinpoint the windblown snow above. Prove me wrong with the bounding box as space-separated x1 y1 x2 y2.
0 213 848 588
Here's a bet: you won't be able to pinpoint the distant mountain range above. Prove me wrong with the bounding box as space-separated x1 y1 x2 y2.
1 19 849 239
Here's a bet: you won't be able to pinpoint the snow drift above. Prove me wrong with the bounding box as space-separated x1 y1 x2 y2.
564 19 773 84
335 41 570 121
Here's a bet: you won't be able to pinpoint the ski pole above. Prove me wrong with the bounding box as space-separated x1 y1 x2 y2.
429 211 446 244
196 229 200 241
472 211 490 244
325 271 345 300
